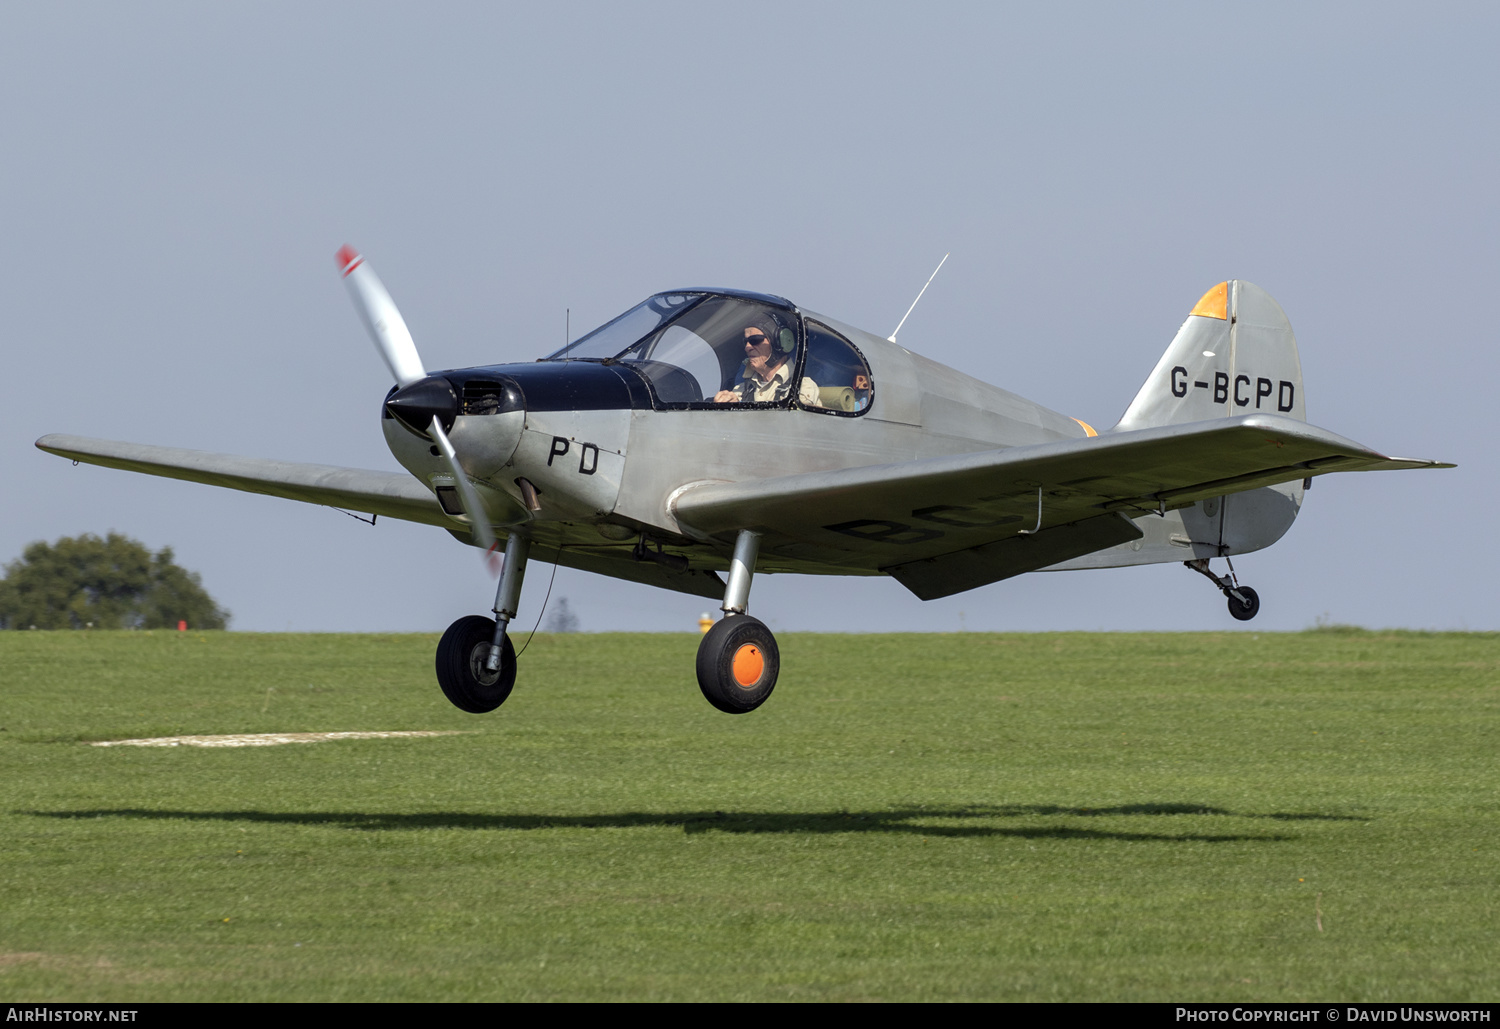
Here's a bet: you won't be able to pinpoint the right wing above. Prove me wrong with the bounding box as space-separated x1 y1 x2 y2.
671 413 1451 599
37 434 455 528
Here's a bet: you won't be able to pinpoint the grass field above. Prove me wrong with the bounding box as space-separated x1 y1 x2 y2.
0 629 1496 1001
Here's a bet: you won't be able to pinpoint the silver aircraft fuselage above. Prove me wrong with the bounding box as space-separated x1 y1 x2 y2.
40 279 1445 608
380 304 1093 587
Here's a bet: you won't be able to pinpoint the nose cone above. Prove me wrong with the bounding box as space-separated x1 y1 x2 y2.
385 375 459 436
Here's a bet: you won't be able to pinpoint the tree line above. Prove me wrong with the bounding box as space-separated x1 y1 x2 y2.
0 533 229 630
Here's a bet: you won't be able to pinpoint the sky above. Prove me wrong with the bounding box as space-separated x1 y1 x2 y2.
1 2 1493 634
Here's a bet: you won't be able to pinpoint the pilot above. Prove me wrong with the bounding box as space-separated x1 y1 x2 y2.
715 314 819 405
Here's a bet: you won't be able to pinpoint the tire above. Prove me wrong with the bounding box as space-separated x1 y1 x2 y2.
1227 586 1261 622
435 615 516 713
695 614 779 714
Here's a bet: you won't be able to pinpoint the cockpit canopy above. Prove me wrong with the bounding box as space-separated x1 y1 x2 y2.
541 291 872 414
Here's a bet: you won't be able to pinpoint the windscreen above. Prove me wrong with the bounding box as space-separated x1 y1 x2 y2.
542 293 804 407
544 293 703 361
619 296 800 405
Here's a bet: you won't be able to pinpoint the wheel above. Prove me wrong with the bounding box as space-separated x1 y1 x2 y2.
435 615 516 713
1226 586 1260 621
695 614 779 714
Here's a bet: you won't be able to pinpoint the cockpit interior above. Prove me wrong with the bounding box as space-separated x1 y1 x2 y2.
542 291 873 414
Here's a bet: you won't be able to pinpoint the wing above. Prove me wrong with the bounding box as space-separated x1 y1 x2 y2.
671 413 1452 600
37 434 453 528
41 433 731 600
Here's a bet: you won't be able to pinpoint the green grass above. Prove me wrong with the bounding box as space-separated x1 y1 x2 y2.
0 629 1496 1001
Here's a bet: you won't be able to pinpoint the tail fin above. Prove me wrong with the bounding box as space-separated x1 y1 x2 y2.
1115 281 1305 431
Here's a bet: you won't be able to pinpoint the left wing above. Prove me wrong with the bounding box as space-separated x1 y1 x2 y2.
36 434 459 527
671 413 1451 599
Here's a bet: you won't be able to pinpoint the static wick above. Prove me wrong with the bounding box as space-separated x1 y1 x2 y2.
888 252 949 343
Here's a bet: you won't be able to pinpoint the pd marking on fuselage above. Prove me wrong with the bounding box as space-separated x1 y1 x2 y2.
547 435 600 475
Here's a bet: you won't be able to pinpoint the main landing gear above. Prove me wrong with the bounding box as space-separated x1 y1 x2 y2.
1185 557 1260 621
435 532 530 713
696 530 779 714
434 528 781 716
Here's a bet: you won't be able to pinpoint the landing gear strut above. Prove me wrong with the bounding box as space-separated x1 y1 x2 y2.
1185 557 1260 621
435 532 530 713
696 530 779 713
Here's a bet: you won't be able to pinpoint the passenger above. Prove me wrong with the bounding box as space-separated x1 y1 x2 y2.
714 315 819 405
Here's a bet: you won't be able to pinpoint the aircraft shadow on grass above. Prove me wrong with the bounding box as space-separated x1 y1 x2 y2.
27 803 1365 843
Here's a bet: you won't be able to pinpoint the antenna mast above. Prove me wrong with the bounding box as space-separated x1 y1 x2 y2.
888 252 949 343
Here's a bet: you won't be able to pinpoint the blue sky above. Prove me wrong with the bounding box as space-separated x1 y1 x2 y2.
2 2 1491 632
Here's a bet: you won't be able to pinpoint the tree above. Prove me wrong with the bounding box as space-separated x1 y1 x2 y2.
0 533 230 630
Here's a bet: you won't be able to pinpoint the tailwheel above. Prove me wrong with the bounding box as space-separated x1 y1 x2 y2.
696 614 779 714
436 615 516 713
1185 558 1262 623
1226 585 1260 621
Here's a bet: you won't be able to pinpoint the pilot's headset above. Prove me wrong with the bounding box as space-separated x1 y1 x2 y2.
761 312 797 356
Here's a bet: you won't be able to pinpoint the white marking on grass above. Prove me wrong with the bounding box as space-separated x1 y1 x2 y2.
90 731 470 748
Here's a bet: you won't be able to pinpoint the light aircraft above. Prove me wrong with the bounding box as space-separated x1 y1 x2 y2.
37 251 1451 714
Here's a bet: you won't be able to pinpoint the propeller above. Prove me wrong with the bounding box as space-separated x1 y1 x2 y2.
428 416 502 574
337 245 501 573
337 246 426 387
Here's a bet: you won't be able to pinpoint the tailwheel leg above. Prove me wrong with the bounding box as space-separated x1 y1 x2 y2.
434 532 529 714
1185 557 1260 621
697 530 779 714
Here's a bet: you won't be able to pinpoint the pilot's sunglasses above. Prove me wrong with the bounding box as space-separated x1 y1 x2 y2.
744 333 770 345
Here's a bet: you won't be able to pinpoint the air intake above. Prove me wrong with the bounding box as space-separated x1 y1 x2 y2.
461 378 524 416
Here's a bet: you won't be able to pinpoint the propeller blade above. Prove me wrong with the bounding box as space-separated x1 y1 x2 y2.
337 246 497 574
337 245 426 387
428 416 502 575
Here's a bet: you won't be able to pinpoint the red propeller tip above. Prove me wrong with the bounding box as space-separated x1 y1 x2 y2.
335 245 363 277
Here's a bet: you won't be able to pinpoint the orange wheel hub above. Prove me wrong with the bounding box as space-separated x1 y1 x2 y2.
731 643 764 688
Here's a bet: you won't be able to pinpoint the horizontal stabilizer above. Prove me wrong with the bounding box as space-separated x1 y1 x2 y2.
36 434 451 528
